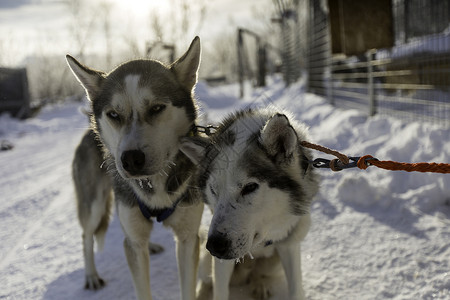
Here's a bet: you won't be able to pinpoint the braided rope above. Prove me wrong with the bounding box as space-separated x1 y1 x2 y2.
300 141 349 164
357 155 450 173
301 141 450 174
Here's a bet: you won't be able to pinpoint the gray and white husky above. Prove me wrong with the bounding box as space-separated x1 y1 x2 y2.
180 108 319 300
67 37 204 300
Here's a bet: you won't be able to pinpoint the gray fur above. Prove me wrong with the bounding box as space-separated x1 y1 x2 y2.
180 108 320 300
68 37 204 300
72 129 113 289
184 108 318 212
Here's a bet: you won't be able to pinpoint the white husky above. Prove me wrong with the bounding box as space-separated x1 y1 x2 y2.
67 37 204 300
180 108 319 300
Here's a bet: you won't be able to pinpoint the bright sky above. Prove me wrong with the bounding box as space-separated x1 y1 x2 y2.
0 0 268 66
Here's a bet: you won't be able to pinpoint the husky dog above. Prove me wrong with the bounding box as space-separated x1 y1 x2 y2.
180 108 319 300
67 37 204 300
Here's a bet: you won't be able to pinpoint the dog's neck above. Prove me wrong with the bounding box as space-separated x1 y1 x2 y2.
131 129 200 222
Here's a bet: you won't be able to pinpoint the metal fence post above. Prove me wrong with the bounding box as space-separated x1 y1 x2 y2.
329 62 334 106
257 44 266 87
367 49 377 116
237 29 244 98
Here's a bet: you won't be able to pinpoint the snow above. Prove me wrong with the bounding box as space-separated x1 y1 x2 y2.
1 77 449 300
378 31 450 59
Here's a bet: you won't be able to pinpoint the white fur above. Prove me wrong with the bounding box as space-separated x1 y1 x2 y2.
67 37 203 300
99 82 190 183
181 109 318 300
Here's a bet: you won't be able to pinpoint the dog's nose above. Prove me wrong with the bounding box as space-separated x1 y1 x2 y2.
121 150 145 174
206 232 232 259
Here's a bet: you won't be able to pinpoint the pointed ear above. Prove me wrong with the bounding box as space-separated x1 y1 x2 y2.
66 54 105 101
179 135 209 164
260 113 298 161
170 36 201 92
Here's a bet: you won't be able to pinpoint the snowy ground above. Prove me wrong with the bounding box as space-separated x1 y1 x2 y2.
1 78 449 300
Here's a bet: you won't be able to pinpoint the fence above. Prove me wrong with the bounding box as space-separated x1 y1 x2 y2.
236 28 281 97
280 0 450 127
330 40 450 124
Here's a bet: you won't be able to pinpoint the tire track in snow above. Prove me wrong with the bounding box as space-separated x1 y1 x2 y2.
0 131 83 271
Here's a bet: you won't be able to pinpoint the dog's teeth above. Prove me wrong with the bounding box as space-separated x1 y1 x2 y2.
147 181 153 189
248 252 254 260
138 180 143 189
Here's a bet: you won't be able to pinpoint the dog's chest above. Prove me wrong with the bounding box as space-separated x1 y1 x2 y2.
132 174 188 209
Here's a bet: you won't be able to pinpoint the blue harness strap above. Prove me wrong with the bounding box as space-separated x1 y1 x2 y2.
137 194 185 223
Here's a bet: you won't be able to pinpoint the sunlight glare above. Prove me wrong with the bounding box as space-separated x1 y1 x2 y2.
110 0 170 17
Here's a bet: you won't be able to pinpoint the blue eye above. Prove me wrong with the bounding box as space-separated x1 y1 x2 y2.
107 111 120 121
241 182 259 196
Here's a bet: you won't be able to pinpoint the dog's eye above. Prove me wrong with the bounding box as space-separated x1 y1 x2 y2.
241 182 259 197
149 104 166 116
106 111 120 121
209 185 217 196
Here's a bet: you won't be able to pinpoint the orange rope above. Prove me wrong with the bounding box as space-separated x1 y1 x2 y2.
357 155 450 173
301 141 450 174
300 141 349 164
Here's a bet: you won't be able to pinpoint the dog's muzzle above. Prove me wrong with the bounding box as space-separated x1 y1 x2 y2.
206 232 233 259
121 150 145 175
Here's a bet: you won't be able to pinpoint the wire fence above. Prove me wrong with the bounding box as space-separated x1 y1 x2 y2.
280 0 450 127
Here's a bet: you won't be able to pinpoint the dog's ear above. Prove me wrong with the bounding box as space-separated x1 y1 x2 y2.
179 136 209 164
170 36 201 92
66 54 105 101
260 113 298 162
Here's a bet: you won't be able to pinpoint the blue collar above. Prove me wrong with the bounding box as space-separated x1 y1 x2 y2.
137 194 184 223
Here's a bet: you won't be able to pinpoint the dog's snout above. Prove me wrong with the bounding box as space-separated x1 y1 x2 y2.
121 150 145 174
206 232 232 259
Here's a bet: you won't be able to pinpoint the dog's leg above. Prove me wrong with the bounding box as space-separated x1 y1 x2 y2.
195 228 213 300
176 233 199 300
212 258 235 300
80 189 111 290
248 254 283 300
117 202 153 300
196 250 213 300
168 203 204 300
82 231 105 289
276 243 305 300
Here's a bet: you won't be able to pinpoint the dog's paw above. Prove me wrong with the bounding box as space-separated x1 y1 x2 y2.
250 276 273 300
149 242 164 255
84 274 105 290
251 283 272 300
196 280 212 300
